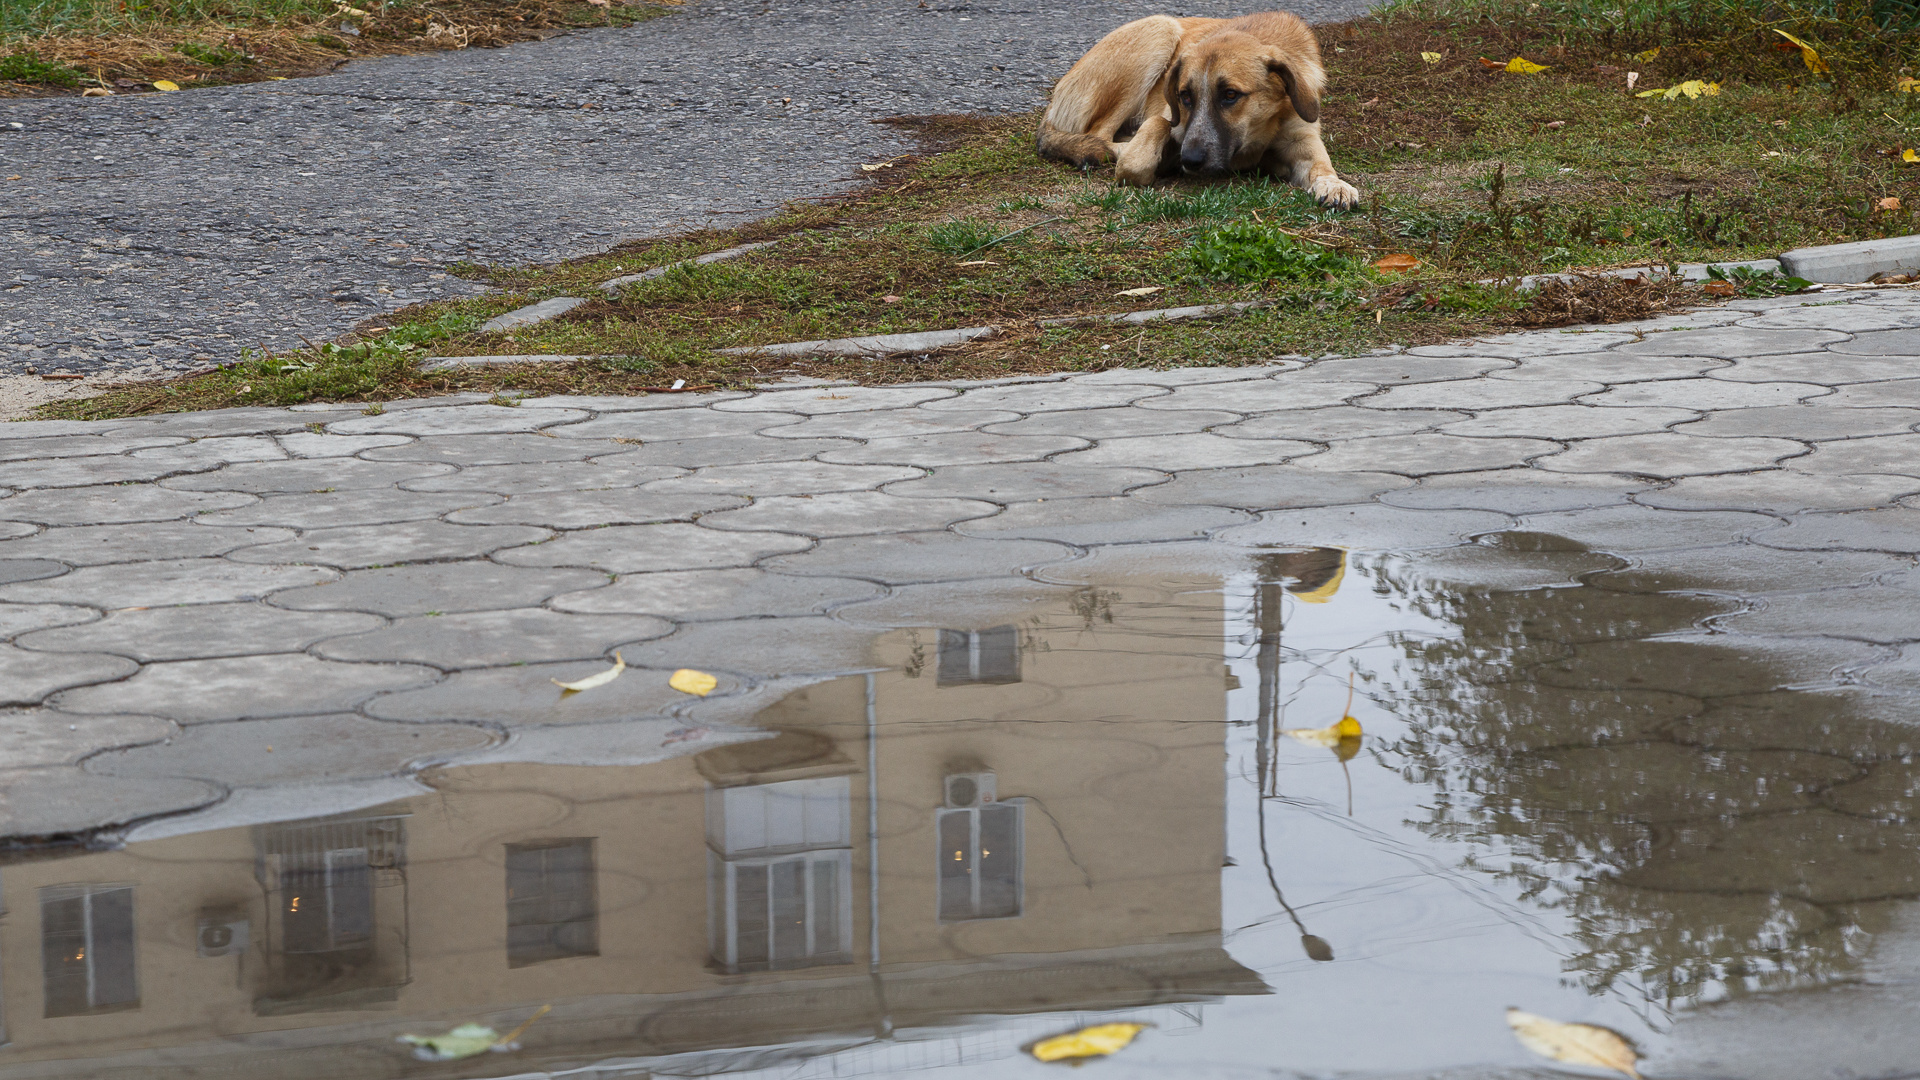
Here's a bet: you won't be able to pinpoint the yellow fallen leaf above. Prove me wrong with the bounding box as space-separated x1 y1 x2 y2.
1900 76 1920 92
1774 29 1829 75
269 75 288 80
550 651 625 692
1506 1009 1643 1079
1031 1023 1146 1062
152 80 180 91
1633 46 1661 62
859 162 894 171
1116 286 1164 296
1637 79 1719 99
1420 51 1443 64
1906 149 1920 163
669 668 718 696
1505 56 1548 74
82 87 113 97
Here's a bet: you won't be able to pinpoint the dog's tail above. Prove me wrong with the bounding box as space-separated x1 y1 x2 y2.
1035 117 1112 169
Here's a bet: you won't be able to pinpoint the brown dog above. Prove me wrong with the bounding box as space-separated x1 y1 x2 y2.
1037 12 1359 207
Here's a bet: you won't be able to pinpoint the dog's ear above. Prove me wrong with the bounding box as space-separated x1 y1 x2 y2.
1162 58 1185 124
1265 56 1320 124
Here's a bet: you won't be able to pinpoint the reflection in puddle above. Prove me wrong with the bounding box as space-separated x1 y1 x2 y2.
5 540 1920 1078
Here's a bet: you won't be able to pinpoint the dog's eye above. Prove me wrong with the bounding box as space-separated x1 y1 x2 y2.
1179 90 1193 107
1221 89 1242 105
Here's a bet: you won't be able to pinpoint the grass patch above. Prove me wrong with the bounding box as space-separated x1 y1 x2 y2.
2 0 676 93
34 3 1915 419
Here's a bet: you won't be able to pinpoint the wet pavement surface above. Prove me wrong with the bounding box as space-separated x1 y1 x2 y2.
0 0 1382 382
4 292 1920 1077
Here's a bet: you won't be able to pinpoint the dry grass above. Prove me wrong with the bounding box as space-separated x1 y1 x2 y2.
1 0 673 95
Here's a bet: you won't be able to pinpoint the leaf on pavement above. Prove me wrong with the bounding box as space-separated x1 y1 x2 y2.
1774 29 1830 74
669 668 718 696
1030 1023 1147 1062
551 651 625 692
1373 253 1419 273
1506 1009 1643 1079
1702 279 1738 296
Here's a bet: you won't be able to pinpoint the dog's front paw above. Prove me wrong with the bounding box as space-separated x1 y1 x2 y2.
1311 176 1361 210
1114 163 1158 187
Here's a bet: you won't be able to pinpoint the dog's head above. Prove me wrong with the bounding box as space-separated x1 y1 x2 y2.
1162 30 1325 174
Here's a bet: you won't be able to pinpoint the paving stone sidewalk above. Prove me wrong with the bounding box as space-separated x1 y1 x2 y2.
4 287 1920 839
0 0 1377 387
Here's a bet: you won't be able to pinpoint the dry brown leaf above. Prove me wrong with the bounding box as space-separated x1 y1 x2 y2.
1116 286 1165 297
1702 279 1737 297
1373 253 1420 273
1879 196 1903 211
81 87 113 97
1506 1009 1643 1079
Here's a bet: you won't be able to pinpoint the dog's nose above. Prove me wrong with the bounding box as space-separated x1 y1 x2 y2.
1179 144 1208 170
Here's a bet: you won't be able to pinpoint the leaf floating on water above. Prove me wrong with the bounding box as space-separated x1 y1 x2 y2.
669 668 718 696
1505 56 1549 74
1116 286 1165 296
399 1023 499 1062
152 80 180 91
1030 1022 1147 1062
550 651 624 692
1506 1009 1643 1079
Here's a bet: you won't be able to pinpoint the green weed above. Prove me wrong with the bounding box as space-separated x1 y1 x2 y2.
0 50 81 84
1189 222 1356 282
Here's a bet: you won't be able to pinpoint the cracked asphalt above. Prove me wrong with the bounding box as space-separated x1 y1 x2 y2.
0 0 1379 382
5 291 1920 839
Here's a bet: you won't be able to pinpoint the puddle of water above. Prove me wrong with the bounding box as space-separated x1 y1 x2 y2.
6 540 1920 1079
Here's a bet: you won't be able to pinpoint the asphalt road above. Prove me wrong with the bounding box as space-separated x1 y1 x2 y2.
0 0 1377 380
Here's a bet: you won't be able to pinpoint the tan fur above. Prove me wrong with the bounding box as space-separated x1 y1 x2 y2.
1038 11 1359 207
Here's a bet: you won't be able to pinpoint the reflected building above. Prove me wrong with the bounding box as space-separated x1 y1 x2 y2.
0 582 1262 1078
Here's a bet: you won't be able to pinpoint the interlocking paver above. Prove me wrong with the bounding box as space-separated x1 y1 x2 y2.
360 433 600 465
1130 380 1373 412
315 608 671 668
1789 434 1920 477
1736 306 1920 332
614 616 879 675
983 407 1243 439
1216 505 1511 552
364 663 695 725
1719 586 1920 645
1295 433 1560 475
228 521 551 569
1405 332 1636 358
551 568 883 620
0 557 335 607
510 391 751 411
1132 466 1412 509
1 560 67 586
270 563 611 616
768 408 1024 440
1637 471 1920 514
1535 433 1808 477
327 404 589 436
0 645 139 706
493 522 812 573
817 432 1090 467
0 434 185 461
399 459 688 493
886 463 1164 501
102 407 359 438
645 460 921 496
1711 353 1918 385
1214 407 1466 442
699 491 999 536
1615 327 1849 357
0 709 174 768
1673 406 1920 440
0 769 220 837
1049 433 1319 471
1578 379 1833 409
572 436 855 468
1755 508 1920 553
0 520 296 565
760 532 1074 583
6 455 223 490
1379 471 1647 513
446 489 747 528
1819 378 1920 408
957 498 1253 544
17 604 383 662
1362 378 1608 410
1829 328 1920 355
275 432 414 457
713 386 958 413
128 436 288 470
0 484 255 524
547 409 805 441
1520 506 1783 553
162 457 454 493
1439 405 1695 440
86 713 493 786
1485 354 1727 383
1596 545 1910 595
197 489 501 529
0 603 93 639
54 653 441 723
1289 355 1515 382
1068 366 1295 386
831 578 1084 628
922 383 1171 412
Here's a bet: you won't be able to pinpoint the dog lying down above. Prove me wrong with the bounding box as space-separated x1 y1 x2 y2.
1037 11 1360 208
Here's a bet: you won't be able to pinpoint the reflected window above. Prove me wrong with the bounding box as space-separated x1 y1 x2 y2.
283 849 373 954
938 803 1022 921
506 839 598 967
707 777 853 972
937 626 1021 686
41 885 138 1017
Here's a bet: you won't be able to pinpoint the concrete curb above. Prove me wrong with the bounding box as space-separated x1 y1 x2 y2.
1495 259 1782 292
1039 300 1270 327
1781 237 1920 284
600 241 779 294
717 325 999 358
478 297 589 333
421 354 600 371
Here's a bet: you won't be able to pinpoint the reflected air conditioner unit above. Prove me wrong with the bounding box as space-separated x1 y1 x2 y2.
944 772 996 809
197 911 249 958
